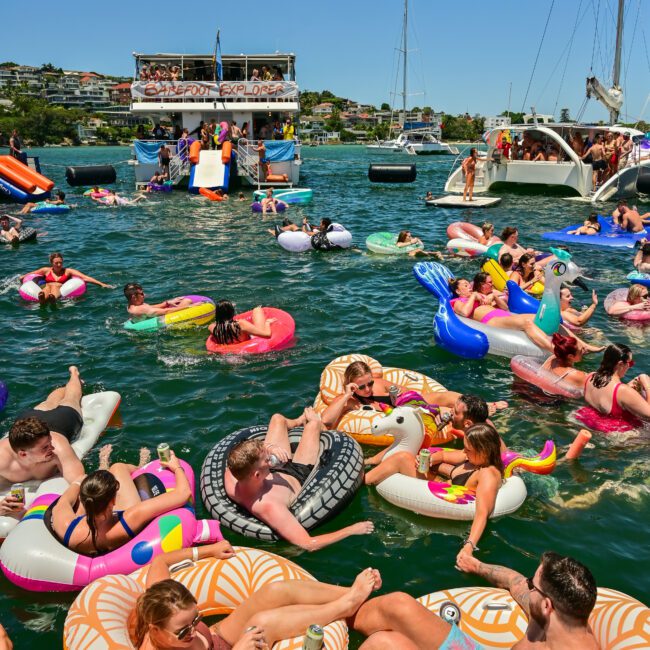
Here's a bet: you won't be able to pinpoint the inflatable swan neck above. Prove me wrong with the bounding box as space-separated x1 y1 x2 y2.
373 407 425 458
502 440 557 478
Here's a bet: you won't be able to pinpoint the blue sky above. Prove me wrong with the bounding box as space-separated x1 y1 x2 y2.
3 0 649 123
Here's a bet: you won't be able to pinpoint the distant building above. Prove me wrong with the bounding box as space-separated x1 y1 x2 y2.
312 102 334 115
484 115 511 129
109 82 132 105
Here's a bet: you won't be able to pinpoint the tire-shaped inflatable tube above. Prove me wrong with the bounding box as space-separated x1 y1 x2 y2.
604 288 650 322
627 271 650 288
64 549 348 650
30 203 71 215
82 188 109 197
482 257 544 297
510 355 583 399
313 353 453 447
0 459 222 591
0 391 121 541
445 222 499 258
574 405 643 434
252 201 287 213
124 295 215 332
205 307 295 354
366 232 423 255
417 586 650 650
2 227 37 245
542 216 649 249
19 273 86 302
147 182 172 192
277 225 352 253
200 426 364 541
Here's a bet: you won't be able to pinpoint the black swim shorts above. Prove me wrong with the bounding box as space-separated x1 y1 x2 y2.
18 405 83 441
272 461 314 486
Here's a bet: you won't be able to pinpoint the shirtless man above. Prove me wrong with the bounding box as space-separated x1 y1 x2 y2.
260 189 288 216
581 133 606 189
352 551 598 650
618 131 633 169
123 283 193 319
0 214 21 244
618 204 650 233
225 407 373 551
19 190 67 215
0 415 84 519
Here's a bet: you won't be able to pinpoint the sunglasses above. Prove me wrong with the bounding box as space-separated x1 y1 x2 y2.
175 613 202 641
356 380 375 391
526 577 552 602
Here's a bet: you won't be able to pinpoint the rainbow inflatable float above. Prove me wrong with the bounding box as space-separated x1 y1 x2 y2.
63 548 348 650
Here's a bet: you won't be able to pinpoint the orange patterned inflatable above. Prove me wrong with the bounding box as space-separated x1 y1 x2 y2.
314 353 453 446
64 547 348 650
419 586 650 649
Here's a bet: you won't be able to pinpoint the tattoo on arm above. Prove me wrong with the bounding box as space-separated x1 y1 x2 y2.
509 575 531 616
478 563 530 615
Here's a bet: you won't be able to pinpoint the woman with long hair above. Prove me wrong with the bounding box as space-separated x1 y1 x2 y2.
129 545 381 650
509 253 544 294
207 300 274 346
540 333 588 391
395 230 442 258
365 424 504 562
461 147 478 202
51 452 192 556
478 222 499 246
560 286 598 327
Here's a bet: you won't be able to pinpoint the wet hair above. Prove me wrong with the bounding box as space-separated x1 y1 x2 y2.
80 470 120 553
448 278 466 296
591 343 633 389
551 333 579 363
56 190 65 201
319 218 332 231
49 251 63 264
129 579 197 648
481 222 493 235
500 226 518 242
465 423 503 475
587 212 598 223
397 230 410 243
0 214 9 223
227 439 265 479
343 360 372 386
472 271 491 292
617 199 628 207
539 552 597 625
123 282 143 302
457 394 488 424
499 252 513 270
211 299 241 345
627 283 646 304
641 243 650 257
8 417 50 452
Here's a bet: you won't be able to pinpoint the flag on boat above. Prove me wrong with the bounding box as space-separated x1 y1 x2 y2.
214 30 223 82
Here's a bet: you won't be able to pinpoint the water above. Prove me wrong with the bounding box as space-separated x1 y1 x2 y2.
1 145 649 646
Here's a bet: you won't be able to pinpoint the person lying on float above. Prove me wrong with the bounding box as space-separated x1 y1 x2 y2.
124 283 193 320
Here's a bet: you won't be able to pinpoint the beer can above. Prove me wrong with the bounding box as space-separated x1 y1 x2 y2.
157 443 171 463
417 449 431 474
388 385 400 406
10 483 25 503
268 454 280 468
302 624 324 649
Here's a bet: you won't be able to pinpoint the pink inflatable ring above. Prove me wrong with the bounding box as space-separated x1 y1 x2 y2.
19 273 86 302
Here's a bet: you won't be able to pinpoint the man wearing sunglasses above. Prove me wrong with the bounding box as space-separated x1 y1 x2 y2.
123 283 193 320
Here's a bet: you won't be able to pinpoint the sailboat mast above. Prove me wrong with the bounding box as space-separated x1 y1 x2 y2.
402 0 407 126
612 0 624 90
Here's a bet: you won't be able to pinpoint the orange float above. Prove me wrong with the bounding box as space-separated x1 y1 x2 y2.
0 155 54 192
221 141 232 163
266 173 289 182
199 187 224 201
189 140 202 164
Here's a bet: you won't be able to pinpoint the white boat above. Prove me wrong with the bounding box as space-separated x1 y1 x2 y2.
444 0 650 202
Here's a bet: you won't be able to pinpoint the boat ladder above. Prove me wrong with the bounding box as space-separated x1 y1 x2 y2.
167 141 190 185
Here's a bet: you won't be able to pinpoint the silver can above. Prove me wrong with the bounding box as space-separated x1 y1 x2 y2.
388 385 400 405
417 449 431 474
10 483 25 504
157 443 171 463
268 454 280 468
302 624 324 650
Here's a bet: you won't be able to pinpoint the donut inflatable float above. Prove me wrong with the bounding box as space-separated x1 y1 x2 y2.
366 232 423 255
604 288 650 322
510 355 583 399
124 295 215 332
19 273 86 302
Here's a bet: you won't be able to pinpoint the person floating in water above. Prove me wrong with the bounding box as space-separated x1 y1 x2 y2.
123 283 193 320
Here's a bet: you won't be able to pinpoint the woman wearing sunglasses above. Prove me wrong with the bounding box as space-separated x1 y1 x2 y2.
579 343 650 430
605 283 650 317
129 544 381 650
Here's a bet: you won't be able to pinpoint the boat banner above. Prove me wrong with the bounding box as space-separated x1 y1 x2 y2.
131 81 298 100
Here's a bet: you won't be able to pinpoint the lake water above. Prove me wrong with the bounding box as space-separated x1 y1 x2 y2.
0 145 648 646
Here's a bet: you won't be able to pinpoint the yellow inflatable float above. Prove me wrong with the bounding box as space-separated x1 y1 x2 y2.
483 256 544 297
63 547 348 650
313 353 455 447
419 586 649 649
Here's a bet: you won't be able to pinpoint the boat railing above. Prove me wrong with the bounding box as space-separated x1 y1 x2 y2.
168 140 190 184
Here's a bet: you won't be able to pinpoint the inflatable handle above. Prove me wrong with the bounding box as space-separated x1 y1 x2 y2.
506 280 539 315
192 519 223 544
565 430 592 460
502 440 557 478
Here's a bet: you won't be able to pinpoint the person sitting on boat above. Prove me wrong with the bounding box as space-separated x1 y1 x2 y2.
260 189 288 216
546 146 560 162
365 423 504 560
509 253 545 293
540 333 589 393
618 131 633 169
567 212 602 236
581 343 650 427
395 230 443 258
51 448 193 556
450 275 553 353
225 407 374 551
560 286 598 327
320 361 507 431
123 283 193 320
19 190 67 215
0 214 22 244
498 227 538 264
605 283 650 317
21 251 113 304
478 222 498 246
633 240 650 273
207 300 274 346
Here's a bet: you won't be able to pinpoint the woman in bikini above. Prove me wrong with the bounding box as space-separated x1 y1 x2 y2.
461 148 478 202
560 286 598 328
21 251 113 305
508 253 545 294
129 545 381 650
395 230 442 258
567 212 602 236
51 451 192 556
364 423 503 562
450 274 553 352
207 300 275 347
478 222 499 246
540 333 588 392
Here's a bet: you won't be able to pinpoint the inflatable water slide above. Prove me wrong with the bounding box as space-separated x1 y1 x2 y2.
188 141 231 194
0 156 53 203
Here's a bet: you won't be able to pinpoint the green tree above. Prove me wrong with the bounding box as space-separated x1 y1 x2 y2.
340 129 356 142
325 108 343 133
500 110 524 124
380 102 390 111
422 106 432 115
0 62 18 69
559 108 572 123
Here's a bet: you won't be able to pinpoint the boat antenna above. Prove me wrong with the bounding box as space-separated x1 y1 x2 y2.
402 0 408 127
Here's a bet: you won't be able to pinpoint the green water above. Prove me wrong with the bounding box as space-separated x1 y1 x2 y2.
1 145 649 646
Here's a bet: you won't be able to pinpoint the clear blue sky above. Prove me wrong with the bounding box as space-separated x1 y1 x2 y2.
5 0 649 123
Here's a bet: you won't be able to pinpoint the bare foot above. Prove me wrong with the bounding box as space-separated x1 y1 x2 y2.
303 406 321 423
98 444 113 470
488 400 508 415
38 292 46 305
138 447 151 467
340 568 380 617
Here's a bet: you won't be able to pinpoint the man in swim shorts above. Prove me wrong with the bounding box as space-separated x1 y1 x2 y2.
225 407 374 550
0 412 84 518
617 204 650 234
17 365 84 441
124 283 193 319
351 551 598 649
19 190 67 215
0 214 22 243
